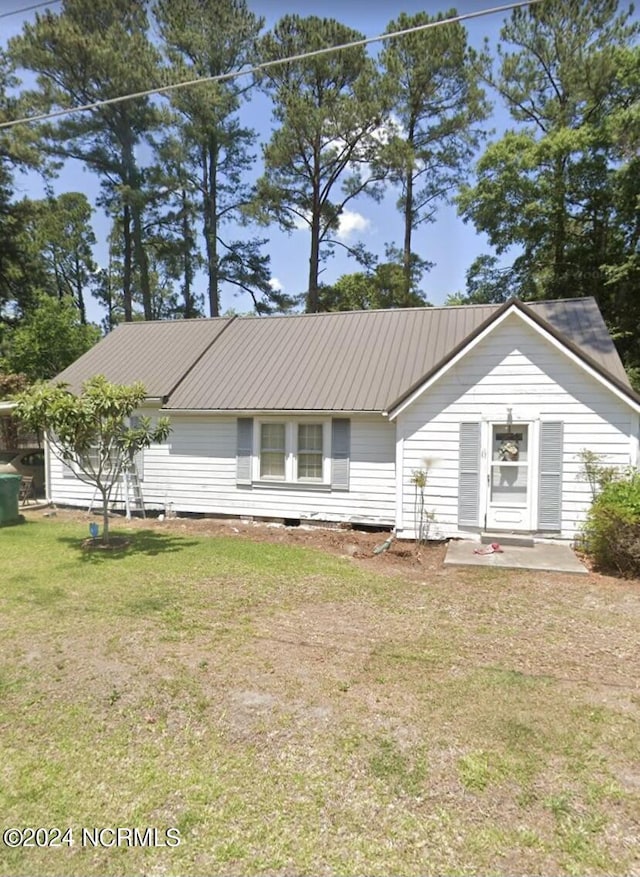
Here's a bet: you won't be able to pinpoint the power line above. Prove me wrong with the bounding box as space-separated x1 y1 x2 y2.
0 0 543 131
0 0 62 20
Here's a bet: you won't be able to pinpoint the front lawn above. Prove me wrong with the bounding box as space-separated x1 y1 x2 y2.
1 516 639 876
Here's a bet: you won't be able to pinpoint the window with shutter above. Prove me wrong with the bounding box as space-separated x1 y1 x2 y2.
236 417 349 487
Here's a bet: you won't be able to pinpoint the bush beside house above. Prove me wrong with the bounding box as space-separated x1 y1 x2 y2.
583 469 640 576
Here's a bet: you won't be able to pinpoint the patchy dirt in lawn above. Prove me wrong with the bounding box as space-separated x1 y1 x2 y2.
32 505 449 577
27 503 629 586
8 506 640 876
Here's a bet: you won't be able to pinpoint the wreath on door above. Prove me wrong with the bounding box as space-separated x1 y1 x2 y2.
499 440 519 461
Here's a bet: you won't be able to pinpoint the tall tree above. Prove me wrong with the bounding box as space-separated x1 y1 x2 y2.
318 262 430 312
2 292 100 381
457 0 640 369
144 145 204 319
380 11 489 297
256 15 388 313
92 213 189 326
21 192 97 323
0 48 47 324
10 0 161 321
154 0 285 317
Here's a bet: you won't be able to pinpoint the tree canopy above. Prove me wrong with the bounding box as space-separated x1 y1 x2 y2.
14 376 171 542
457 0 640 374
0 0 638 380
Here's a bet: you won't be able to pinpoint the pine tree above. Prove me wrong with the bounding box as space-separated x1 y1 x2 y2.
256 15 388 313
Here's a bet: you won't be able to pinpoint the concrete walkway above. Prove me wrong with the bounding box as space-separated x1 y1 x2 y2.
444 539 588 575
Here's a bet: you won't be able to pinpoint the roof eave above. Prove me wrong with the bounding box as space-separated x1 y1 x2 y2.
386 298 640 418
160 407 387 416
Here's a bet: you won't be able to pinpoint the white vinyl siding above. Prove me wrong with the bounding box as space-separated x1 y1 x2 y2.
48 414 396 525
397 313 636 540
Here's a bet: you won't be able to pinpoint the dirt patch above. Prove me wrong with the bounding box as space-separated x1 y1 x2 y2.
29 505 637 591
80 535 131 551
32 505 448 577
7 505 640 875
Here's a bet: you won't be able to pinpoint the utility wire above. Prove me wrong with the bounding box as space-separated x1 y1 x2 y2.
0 0 543 131
0 0 61 20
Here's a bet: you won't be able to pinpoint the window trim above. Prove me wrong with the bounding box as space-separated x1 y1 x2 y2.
253 418 330 486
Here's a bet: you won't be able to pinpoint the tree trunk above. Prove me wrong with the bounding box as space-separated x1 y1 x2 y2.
307 210 321 313
181 188 195 318
551 154 567 297
131 203 152 320
203 142 220 318
100 484 110 543
74 253 86 324
123 136 152 320
403 172 414 300
122 204 133 322
307 158 322 313
403 121 417 300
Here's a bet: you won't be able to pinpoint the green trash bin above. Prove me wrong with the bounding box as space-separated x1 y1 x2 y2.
0 473 22 525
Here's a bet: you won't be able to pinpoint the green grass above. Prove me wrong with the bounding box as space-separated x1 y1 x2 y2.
1 516 639 876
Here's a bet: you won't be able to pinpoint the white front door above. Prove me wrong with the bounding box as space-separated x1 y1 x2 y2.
485 422 533 531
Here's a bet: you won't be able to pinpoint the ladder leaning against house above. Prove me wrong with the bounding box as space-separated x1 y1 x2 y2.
118 462 146 519
88 459 145 520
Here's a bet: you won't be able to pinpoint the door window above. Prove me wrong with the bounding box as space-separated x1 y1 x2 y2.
490 424 529 505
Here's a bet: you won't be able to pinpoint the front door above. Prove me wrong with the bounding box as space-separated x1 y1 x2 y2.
485 422 533 531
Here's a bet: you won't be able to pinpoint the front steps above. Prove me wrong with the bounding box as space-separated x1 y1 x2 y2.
481 531 535 548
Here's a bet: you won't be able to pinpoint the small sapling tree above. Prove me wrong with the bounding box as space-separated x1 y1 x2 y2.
14 375 171 543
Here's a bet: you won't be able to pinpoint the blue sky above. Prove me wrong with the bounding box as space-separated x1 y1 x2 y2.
3 0 515 322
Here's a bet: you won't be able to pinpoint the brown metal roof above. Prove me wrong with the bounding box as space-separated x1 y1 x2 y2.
527 298 629 383
54 317 233 398
51 298 635 411
167 297 633 411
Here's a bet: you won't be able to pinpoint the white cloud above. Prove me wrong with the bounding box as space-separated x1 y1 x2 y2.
268 277 283 292
337 209 371 241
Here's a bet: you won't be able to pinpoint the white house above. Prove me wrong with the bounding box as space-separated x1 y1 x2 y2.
47 298 640 541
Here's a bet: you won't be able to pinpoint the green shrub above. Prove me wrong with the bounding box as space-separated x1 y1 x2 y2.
583 470 640 575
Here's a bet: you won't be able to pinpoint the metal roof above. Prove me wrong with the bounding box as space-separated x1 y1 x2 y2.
51 298 634 412
167 298 632 411
54 317 233 398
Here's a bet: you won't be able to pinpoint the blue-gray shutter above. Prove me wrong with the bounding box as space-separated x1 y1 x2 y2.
331 419 350 490
458 422 481 527
538 421 563 531
236 418 254 485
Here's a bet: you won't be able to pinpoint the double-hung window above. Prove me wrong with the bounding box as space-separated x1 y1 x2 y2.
297 424 323 481
238 418 350 490
260 423 286 480
256 420 326 484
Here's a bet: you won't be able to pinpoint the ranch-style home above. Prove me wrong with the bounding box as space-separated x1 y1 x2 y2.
47 297 640 541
